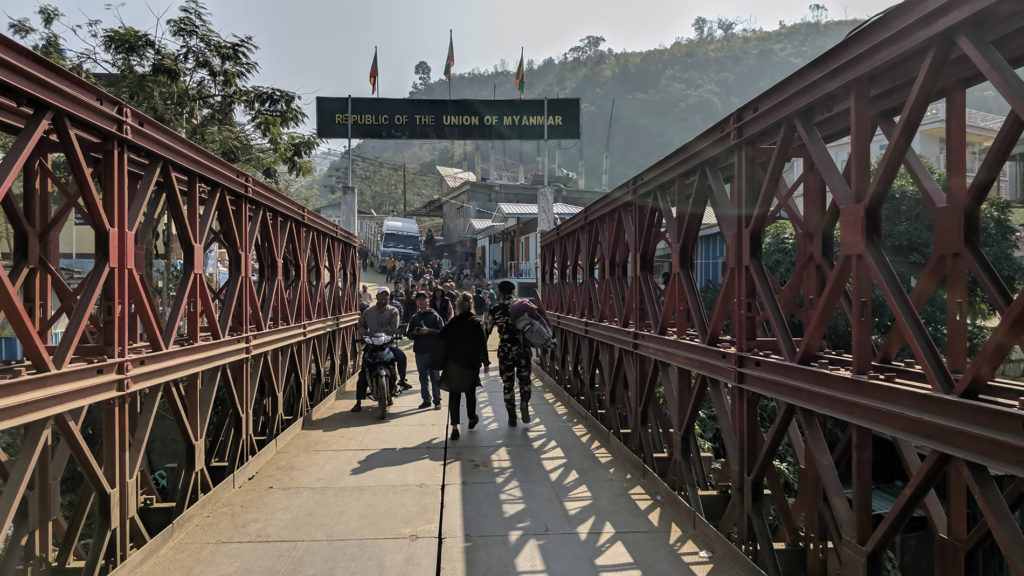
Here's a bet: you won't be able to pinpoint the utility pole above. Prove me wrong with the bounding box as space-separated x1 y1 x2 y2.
603 98 615 191
579 136 585 189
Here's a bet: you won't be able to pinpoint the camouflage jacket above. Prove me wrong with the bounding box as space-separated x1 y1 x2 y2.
488 295 523 349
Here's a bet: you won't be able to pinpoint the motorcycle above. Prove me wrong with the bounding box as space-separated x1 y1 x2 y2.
359 331 403 419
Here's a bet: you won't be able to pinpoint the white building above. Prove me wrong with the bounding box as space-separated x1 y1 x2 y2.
822 103 1014 198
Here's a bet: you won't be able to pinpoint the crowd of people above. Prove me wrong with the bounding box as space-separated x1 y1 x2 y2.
358 266 499 333
354 275 541 440
352 228 550 439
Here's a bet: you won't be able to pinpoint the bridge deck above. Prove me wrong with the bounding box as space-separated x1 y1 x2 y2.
133 337 754 576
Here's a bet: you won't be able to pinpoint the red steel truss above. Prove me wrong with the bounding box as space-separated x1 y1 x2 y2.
540 1 1024 574
0 34 360 573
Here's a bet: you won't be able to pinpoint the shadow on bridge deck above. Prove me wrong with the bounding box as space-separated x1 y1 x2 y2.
126 337 758 576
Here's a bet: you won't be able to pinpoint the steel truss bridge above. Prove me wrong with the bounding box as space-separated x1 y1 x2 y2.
0 0 1022 574
0 29 360 575
539 1 1024 574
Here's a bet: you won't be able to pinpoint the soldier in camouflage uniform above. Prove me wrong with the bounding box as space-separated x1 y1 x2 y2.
488 280 532 426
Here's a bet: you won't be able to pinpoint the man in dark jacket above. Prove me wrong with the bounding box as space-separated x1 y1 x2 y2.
408 291 446 410
473 288 489 332
358 244 369 271
488 280 532 426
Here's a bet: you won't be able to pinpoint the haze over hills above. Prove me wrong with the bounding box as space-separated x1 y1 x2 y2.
318 15 1010 216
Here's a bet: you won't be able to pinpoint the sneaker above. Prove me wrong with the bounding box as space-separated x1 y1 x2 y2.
433 403 442 410
399 379 413 390
520 401 531 424
507 408 517 427
418 401 431 409
350 402 362 413
387 396 394 406
468 415 479 429
450 426 460 440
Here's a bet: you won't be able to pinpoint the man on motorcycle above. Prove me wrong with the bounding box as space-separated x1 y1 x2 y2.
351 287 409 412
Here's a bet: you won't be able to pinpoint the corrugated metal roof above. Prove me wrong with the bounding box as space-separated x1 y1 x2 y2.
436 166 476 189
702 206 717 227
495 203 537 217
554 203 583 216
493 202 584 222
466 219 496 233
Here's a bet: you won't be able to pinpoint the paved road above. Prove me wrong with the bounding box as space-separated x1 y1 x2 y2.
134 332 757 576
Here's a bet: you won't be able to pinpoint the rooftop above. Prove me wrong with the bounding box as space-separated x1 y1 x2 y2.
492 203 583 223
436 166 476 189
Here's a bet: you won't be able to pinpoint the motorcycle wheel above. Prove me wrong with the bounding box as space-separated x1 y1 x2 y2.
374 372 388 419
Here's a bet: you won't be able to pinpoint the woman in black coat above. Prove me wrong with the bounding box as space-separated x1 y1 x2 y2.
430 287 454 322
439 291 490 440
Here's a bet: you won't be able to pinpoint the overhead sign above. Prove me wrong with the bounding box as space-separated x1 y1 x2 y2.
316 97 580 140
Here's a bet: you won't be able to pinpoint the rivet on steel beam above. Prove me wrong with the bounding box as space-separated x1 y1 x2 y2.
903 359 916 368
1017 397 1024 411
817 360 829 369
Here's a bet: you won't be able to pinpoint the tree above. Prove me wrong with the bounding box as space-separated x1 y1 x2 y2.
564 35 606 61
7 1 319 187
715 18 739 37
761 159 1024 357
809 3 829 23
692 16 713 39
411 60 432 93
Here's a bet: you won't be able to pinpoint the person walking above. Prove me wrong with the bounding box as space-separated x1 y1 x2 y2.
358 243 369 271
488 280 532 426
473 288 489 333
430 287 453 322
439 292 490 440
385 255 396 282
407 291 445 410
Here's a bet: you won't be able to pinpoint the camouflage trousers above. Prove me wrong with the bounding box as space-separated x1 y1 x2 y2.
498 344 532 409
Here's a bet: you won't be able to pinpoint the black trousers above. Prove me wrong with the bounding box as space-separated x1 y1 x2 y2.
448 390 477 425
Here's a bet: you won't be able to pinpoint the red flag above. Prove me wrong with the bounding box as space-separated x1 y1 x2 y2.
515 48 525 99
369 47 379 94
444 30 454 81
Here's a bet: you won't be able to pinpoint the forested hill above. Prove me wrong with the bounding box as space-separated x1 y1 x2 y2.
323 17 873 214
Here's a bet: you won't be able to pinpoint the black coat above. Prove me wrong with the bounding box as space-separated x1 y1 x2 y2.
407 308 445 356
438 312 490 392
430 297 453 322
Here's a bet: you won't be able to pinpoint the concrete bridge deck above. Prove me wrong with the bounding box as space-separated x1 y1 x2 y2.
124 336 757 576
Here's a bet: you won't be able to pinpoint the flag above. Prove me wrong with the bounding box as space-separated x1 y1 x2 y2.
515 48 525 99
444 30 454 81
369 47 378 94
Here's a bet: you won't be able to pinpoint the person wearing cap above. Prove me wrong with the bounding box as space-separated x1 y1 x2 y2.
488 280 532 426
352 286 409 412
407 291 446 410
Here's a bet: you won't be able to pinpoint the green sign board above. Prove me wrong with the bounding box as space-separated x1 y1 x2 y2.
316 97 580 140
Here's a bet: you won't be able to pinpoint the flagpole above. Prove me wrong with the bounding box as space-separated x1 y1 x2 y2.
448 29 453 100
376 45 379 99
347 95 352 187
544 96 548 188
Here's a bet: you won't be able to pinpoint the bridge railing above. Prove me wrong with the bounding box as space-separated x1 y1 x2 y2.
540 2 1024 574
0 34 360 573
